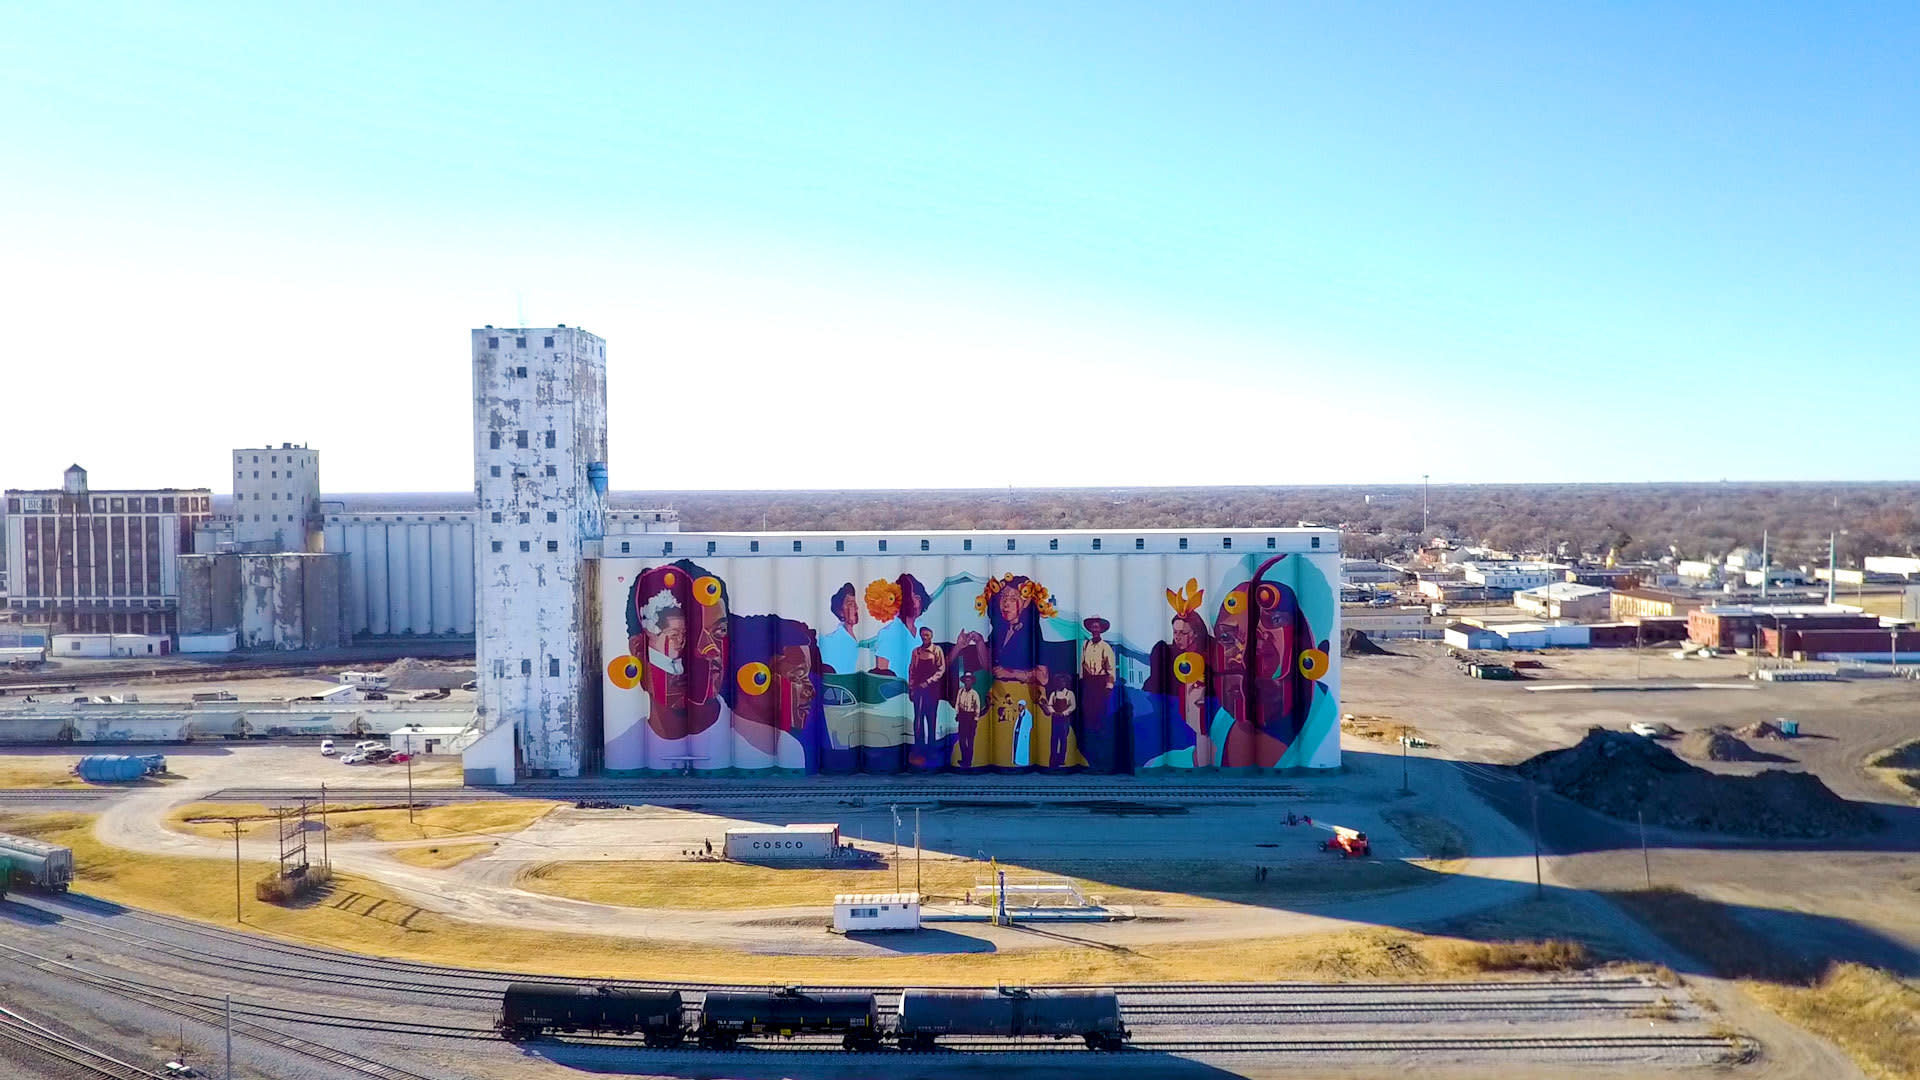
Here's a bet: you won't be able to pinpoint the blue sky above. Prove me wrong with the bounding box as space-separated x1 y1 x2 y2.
3 3 1915 491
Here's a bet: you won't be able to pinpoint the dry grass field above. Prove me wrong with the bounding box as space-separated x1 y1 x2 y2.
386 841 498 869
167 800 559 842
0 760 89 788
515 854 1434 910
0 809 1592 985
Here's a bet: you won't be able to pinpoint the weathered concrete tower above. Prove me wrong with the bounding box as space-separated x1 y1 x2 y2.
471 326 608 777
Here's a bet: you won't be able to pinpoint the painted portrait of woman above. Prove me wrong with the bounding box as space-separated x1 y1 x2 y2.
625 560 729 767
976 573 1074 769
1144 578 1215 768
722 612 823 772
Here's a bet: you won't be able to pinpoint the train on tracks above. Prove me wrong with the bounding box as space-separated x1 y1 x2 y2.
498 983 1130 1050
0 832 74 892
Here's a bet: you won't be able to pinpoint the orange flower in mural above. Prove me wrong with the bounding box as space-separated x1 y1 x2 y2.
975 573 1056 618
1165 578 1204 616
864 579 902 622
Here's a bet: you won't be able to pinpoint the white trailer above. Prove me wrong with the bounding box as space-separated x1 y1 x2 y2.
833 892 921 932
338 671 391 690
724 823 842 861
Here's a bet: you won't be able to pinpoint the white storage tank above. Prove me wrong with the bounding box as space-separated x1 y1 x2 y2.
723 823 842 861
833 892 920 932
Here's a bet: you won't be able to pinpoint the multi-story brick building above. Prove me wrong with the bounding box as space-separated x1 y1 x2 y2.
2 465 212 635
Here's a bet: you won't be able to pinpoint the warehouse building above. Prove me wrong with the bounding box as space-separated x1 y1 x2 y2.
3 466 213 635
1514 582 1611 621
1610 588 1706 620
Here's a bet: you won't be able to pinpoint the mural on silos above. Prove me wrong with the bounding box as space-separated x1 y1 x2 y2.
599 551 1338 776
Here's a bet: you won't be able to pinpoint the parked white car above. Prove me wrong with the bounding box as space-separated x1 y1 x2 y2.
340 753 366 765
319 739 336 756
1629 722 1675 739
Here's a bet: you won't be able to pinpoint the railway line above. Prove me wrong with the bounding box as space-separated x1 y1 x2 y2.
0 1006 166 1079
203 780 1310 804
0 888 1752 1077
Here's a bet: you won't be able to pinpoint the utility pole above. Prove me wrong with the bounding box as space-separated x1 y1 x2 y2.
914 808 922 896
1528 780 1543 900
230 819 243 923
319 782 329 870
1400 728 1410 794
1638 809 1652 889
225 993 233 1080
406 733 415 825
1422 474 1430 537
891 805 900 893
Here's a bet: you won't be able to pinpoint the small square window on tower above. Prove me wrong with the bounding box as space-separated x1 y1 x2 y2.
1007 538 1017 550
1048 538 1058 550
1222 537 1232 549
1312 536 1321 548
749 540 759 552
664 541 674 554
488 336 499 349
515 336 527 348
835 540 844 552
1135 537 1145 550
515 366 527 378
793 540 803 552
546 540 558 552
521 658 532 675
519 541 530 552
545 465 557 477
708 541 718 555
1178 537 1188 550
544 335 554 348
546 511 557 523
963 538 973 551
1092 538 1102 550
1266 536 1276 549
920 539 930 551
549 657 560 677
620 541 630 553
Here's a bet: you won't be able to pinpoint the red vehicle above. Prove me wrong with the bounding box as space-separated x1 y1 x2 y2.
1321 827 1371 858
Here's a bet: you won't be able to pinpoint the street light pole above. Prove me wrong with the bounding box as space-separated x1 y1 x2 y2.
406 737 415 825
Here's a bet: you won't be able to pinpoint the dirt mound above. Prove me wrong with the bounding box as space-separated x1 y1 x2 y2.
1680 727 1765 762
1518 727 1878 838
1735 720 1787 740
1342 628 1392 657
380 657 477 691
1869 740 1920 771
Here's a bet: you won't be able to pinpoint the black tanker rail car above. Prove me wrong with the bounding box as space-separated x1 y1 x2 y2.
897 987 1129 1050
499 983 686 1045
699 988 880 1049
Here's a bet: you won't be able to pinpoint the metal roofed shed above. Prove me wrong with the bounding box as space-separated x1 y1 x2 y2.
724 823 843 861
833 892 921 932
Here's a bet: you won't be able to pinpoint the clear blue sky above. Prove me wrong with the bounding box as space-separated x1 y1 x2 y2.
3 3 1914 491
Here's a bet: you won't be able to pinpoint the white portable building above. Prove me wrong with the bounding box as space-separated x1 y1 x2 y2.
388 726 472 755
724 823 842 860
833 892 920 932
178 631 238 654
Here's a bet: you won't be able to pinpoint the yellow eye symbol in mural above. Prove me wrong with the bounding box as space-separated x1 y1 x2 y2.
1298 648 1330 681
662 571 676 587
607 654 644 690
1256 583 1281 610
1222 589 1244 615
737 662 772 695
1173 651 1206 684
694 576 723 607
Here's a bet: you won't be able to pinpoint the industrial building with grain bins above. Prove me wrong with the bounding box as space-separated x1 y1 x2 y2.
456 326 1343 783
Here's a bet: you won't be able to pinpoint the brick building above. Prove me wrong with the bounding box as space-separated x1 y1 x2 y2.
2 465 212 635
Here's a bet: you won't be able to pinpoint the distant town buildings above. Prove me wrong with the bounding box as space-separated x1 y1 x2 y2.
1513 581 1612 621
1 465 211 635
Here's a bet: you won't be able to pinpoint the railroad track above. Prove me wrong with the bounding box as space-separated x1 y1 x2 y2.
0 939 437 1080
0 1006 166 1078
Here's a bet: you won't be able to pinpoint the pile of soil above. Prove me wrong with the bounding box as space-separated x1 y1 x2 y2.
1518 727 1878 838
1735 719 1787 740
1679 727 1763 762
1342 628 1392 657
380 657 477 691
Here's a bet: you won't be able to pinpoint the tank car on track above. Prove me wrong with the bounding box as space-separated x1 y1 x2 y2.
498 982 686 1045
698 987 880 1049
897 986 1129 1050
